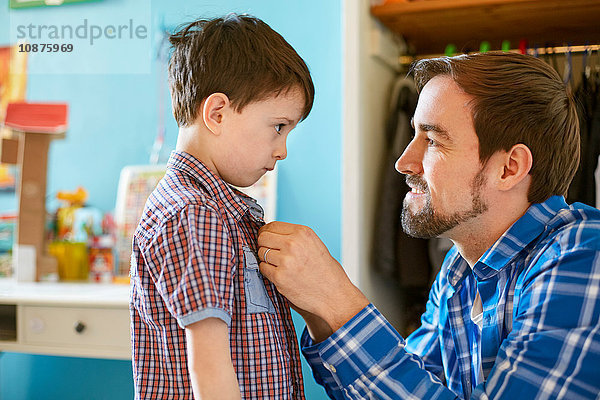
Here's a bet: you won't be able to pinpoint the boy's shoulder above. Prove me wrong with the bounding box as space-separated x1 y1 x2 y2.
135 167 229 243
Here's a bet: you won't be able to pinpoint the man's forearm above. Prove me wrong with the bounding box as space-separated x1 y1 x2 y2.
298 310 333 343
302 304 455 400
306 283 370 342
322 284 370 334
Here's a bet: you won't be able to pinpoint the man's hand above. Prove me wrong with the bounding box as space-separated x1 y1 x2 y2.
258 221 369 340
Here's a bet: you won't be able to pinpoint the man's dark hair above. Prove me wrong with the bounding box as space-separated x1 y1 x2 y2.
169 13 315 127
412 52 580 203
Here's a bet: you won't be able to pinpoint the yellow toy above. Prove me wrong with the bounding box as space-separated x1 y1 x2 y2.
56 186 87 241
57 186 87 205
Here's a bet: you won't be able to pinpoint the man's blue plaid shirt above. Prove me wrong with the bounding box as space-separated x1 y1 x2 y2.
303 196 600 399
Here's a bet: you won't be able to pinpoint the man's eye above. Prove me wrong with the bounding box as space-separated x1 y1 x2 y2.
426 137 437 146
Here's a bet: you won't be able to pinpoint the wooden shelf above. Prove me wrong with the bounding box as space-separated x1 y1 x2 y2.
371 0 600 55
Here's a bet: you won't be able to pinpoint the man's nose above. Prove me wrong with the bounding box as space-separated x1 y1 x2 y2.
395 140 423 175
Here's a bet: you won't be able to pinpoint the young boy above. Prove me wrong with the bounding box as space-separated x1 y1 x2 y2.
129 14 314 399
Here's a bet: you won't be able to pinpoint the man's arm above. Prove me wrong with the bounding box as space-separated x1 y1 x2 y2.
259 221 600 399
258 222 369 340
302 262 449 399
185 318 241 400
301 304 456 400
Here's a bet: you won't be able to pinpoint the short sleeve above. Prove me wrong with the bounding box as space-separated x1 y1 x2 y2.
142 204 236 328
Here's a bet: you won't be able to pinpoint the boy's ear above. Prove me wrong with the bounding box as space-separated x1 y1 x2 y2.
494 143 533 192
202 93 230 136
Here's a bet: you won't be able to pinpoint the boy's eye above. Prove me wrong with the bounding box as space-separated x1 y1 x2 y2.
275 124 285 133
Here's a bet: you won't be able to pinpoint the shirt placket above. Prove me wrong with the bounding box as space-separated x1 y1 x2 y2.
447 274 476 400
478 274 505 380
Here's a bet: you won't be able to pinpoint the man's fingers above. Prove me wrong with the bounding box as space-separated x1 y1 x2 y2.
258 246 280 265
259 261 278 281
259 221 298 235
257 230 288 250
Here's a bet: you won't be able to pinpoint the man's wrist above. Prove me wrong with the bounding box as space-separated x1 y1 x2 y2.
321 284 370 334
303 313 333 343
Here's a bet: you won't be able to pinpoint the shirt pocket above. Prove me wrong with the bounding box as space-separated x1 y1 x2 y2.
242 246 276 315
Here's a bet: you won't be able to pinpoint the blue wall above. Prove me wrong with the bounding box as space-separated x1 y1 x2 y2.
0 0 342 399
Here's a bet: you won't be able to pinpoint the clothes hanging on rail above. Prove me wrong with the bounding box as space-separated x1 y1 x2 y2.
567 65 600 207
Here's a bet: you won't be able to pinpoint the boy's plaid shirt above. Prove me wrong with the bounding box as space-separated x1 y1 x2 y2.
130 151 304 399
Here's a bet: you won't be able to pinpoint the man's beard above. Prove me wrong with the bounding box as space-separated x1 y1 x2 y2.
401 169 488 239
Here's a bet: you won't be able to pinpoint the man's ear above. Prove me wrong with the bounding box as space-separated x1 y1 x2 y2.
202 93 230 136
495 143 533 191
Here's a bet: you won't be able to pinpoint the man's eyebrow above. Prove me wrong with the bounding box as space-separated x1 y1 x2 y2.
411 118 452 142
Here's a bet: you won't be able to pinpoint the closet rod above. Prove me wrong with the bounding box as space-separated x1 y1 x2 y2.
399 44 600 67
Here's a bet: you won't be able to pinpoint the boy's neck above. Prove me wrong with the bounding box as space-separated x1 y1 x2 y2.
176 124 219 176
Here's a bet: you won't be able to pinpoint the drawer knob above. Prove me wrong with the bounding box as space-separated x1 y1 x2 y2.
74 321 86 334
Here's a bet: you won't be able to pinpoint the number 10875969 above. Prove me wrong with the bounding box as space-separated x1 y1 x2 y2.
19 43 74 53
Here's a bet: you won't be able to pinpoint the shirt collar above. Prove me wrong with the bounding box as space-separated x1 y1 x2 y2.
475 195 567 277
447 195 567 287
167 150 250 221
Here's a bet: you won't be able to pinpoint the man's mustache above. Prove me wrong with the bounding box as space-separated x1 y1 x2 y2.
405 175 429 192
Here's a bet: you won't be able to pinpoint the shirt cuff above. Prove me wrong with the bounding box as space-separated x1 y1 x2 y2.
177 307 232 328
301 328 338 384
307 303 407 388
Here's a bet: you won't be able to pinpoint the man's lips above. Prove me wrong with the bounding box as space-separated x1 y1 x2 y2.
410 187 426 194
406 176 428 195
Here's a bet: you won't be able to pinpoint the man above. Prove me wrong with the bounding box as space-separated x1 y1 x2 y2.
257 52 600 399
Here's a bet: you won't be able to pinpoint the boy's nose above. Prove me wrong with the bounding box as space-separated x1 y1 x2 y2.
274 143 287 160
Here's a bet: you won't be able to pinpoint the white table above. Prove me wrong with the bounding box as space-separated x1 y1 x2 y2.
0 280 131 359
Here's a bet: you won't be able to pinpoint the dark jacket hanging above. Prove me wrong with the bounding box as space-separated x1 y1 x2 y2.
568 69 600 206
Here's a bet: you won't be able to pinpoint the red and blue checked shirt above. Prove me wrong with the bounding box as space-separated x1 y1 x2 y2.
130 151 304 399
303 196 600 399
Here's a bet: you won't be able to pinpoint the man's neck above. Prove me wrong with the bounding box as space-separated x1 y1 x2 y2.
450 201 532 268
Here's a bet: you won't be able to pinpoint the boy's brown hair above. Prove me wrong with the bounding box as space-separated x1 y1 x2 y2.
412 52 580 204
168 14 314 127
